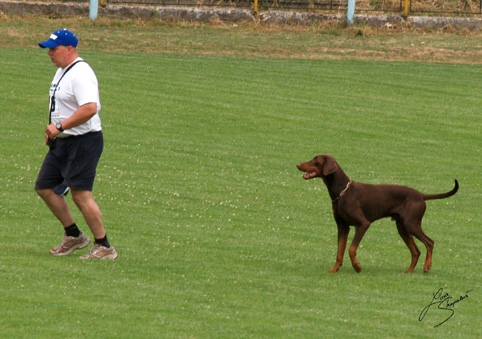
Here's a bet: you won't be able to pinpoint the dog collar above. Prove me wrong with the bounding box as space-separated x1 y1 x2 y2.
332 180 353 203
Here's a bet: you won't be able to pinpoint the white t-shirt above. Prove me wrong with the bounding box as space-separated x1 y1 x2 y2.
49 57 102 136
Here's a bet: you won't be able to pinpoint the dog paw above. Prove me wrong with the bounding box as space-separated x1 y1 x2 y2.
352 262 362 273
327 266 340 273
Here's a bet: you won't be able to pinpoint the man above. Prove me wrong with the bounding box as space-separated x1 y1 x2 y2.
35 29 117 260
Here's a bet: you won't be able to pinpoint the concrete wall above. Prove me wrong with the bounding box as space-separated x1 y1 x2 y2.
1 1 482 30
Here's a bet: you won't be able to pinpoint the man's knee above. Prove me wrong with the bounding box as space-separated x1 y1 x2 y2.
36 188 51 199
71 189 93 207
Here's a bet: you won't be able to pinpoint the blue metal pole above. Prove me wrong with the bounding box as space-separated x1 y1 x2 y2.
90 0 98 20
347 0 355 24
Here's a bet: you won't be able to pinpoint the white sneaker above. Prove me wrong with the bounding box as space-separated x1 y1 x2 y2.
79 244 118 260
50 232 90 256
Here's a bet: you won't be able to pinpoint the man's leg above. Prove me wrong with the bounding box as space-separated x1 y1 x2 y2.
72 189 117 260
36 188 90 255
36 188 75 226
71 189 105 239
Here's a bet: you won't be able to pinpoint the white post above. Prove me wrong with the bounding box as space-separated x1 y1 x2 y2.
347 0 355 24
90 0 98 20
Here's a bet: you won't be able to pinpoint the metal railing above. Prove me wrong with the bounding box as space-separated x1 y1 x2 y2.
62 0 482 15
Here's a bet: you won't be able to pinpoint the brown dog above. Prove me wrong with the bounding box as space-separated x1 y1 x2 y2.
297 154 458 273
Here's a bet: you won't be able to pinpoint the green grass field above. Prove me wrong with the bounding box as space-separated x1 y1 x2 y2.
0 21 481 338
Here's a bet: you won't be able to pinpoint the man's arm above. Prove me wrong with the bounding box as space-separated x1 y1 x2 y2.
45 102 97 140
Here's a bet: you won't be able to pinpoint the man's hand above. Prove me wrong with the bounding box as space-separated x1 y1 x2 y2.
45 123 62 141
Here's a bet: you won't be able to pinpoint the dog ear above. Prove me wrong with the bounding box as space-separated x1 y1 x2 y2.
322 155 338 176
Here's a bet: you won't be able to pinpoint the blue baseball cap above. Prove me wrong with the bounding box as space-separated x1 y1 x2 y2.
39 29 78 48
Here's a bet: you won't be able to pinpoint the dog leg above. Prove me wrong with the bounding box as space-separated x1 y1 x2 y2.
348 222 370 273
396 221 421 273
412 230 434 273
400 206 434 273
328 225 349 273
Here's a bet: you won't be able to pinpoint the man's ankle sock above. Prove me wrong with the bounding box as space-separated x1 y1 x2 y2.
95 235 111 248
64 223 81 238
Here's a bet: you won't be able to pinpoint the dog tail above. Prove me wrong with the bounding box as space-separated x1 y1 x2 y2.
423 180 459 201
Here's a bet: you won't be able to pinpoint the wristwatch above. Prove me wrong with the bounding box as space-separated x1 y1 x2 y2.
56 123 64 132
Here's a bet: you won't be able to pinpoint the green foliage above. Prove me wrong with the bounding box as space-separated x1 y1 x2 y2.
0 44 480 338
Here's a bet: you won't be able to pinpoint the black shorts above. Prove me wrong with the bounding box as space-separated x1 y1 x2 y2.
35 131 103 191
